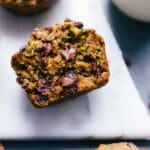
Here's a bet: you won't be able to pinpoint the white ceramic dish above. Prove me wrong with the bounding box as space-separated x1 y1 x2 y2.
113 0 150 22
0 0 150 139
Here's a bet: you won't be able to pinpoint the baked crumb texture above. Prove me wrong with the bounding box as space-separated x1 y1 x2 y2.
97 142 140 150
0 0 51 14
11 18 110 108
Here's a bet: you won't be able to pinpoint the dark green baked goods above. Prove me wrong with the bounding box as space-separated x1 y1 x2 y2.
11 18 110 108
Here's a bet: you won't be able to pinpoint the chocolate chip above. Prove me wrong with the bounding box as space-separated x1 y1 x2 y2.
59 73 78 87
39 43 53 56
17 76 24 84
20 46 26 52
59 77 74 87
66 44 71 49
43 27 52 31
64 17 73 22
91 62 101 77
92 62 97 72
96 68 101 78
127 143 132 147
44 43 53 56
36 79 47 93
36 78 53 93
64 18 83 28
74 21 84 28
61 47 76 61
41 57 48 64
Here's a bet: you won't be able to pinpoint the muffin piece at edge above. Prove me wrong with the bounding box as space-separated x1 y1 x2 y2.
97 142 141 150
0 0 51 15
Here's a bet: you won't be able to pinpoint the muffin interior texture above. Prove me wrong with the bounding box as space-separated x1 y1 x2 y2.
11 18 110 107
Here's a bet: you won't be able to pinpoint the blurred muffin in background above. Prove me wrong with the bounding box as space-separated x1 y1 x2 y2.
0 0 51 15
97 142 143 150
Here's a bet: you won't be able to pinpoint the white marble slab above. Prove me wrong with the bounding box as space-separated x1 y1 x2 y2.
0 0 150 139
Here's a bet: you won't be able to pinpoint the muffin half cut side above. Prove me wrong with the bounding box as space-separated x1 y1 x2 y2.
11 18 110 108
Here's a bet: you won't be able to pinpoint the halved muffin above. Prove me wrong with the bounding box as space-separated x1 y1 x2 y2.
11 18 110 108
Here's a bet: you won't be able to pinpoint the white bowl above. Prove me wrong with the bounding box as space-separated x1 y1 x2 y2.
113 0 150 22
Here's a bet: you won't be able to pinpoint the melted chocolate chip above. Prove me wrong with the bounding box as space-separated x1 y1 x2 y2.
74 21 84 28
64 18 83 28
59 73 78 87
96 68 101 78
64 17 73 22
36 79 46 92
92 62 97 72
59 77 74 87
43 27 52 31
91 62 102 78
44 43 53 56
39 43 53 56
36 78 54 93
61 47 76 61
